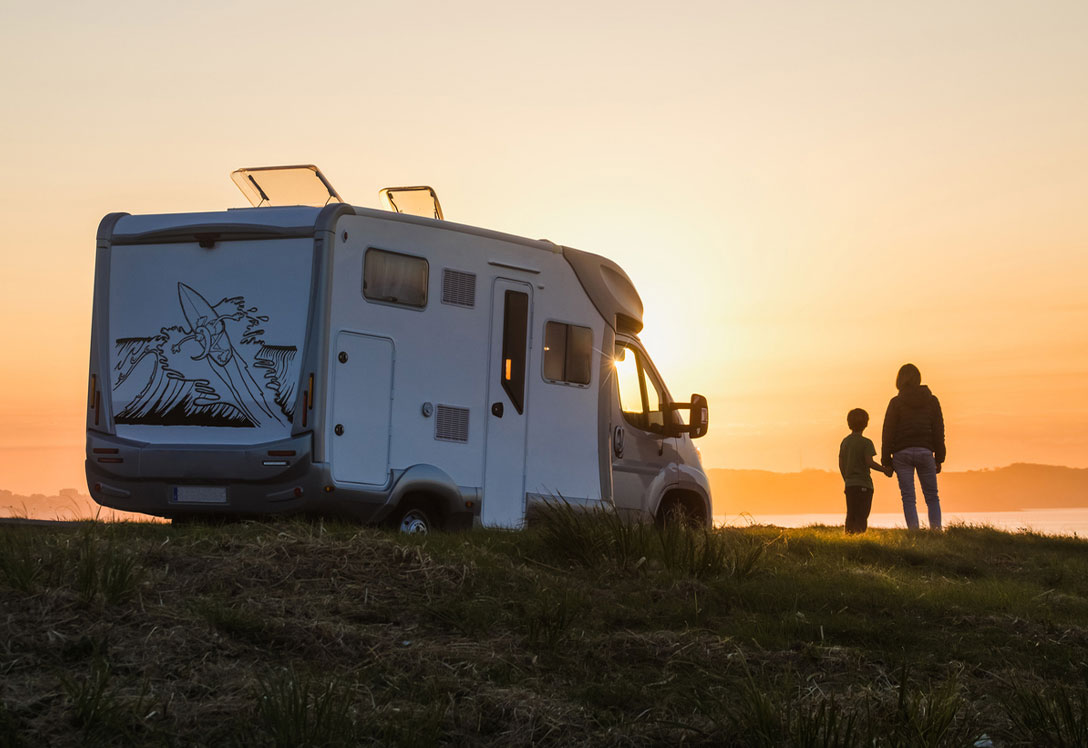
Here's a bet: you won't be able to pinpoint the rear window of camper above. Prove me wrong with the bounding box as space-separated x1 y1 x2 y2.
542 322 593 385
363 249 428 308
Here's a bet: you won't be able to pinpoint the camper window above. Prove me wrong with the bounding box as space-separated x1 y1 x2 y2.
501 291 529 414
363 248 428 308
542 321 593 386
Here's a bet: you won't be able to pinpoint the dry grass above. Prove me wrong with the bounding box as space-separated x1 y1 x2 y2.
0 512 1086 746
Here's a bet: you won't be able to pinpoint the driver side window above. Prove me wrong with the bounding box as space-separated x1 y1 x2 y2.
614 343 666 433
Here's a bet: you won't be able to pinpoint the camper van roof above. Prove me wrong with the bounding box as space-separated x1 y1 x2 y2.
99 203 644 334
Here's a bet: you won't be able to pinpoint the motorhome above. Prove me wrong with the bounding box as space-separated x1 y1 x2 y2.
86 166 711 530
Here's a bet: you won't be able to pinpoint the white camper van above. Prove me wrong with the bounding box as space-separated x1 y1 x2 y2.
86 166 711 530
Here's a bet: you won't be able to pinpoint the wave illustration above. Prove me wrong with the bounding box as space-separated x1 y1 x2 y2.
114 333 253 427
112 290 299 428
255 345 298 420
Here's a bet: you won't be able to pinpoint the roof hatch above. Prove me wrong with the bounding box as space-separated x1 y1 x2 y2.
231 165 343 207
379 186 444 220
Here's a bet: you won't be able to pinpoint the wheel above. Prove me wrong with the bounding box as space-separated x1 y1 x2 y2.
655 498 706 529
391 502 436 534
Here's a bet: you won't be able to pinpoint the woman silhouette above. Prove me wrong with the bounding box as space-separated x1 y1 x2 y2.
881 363 946 530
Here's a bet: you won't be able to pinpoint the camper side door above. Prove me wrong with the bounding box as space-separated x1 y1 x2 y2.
610 340 680 519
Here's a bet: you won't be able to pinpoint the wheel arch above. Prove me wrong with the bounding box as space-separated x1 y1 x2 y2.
653 486 711 527
386 464 471 525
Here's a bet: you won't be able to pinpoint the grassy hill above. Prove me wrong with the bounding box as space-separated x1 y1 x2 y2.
1 511 1086 746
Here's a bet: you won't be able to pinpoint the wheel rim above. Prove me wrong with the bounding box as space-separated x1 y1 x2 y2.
399 509 430 534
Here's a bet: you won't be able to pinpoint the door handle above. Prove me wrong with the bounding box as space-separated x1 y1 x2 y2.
613 426 624 458
491 402 504 418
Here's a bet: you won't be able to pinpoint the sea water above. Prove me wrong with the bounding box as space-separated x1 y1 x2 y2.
715 508 1088 537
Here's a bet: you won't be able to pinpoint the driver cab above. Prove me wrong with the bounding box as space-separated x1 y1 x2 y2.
610 337 709 523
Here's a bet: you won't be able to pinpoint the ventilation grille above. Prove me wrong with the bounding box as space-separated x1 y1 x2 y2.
435 405 470 442
441 269 476 308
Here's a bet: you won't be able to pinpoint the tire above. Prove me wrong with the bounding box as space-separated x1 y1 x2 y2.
389 500 438 534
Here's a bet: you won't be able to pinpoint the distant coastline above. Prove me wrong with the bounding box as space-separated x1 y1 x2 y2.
709 463 1088 516
0 488 145 522
3 463 1086 522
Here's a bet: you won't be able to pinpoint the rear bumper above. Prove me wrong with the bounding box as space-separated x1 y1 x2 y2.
86 431 332 518
85 431 479 526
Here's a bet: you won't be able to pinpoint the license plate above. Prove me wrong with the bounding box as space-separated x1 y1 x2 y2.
172 486 227 504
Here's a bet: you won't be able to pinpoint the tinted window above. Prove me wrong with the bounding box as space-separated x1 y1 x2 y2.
542 323 567 382
644 367 665 432
501 291 529 414
542 321 593 385
614 342 668 433
363 249 428 308
614 345 645 429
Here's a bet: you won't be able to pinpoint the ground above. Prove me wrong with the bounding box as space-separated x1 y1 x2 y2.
1 510 1086 746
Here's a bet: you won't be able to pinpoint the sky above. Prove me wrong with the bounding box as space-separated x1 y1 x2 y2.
1 1 1086 493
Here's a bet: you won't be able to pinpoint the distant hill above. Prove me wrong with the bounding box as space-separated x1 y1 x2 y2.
4 463 1087 522
710 463 1088 516
0 488 145 522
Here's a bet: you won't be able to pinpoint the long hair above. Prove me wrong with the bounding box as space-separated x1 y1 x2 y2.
896 363 921 391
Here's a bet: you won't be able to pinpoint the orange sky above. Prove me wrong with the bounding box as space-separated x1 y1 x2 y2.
1 1 1087 494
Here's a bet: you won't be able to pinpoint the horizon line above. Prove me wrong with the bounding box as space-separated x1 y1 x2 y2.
706 462 1087 474
4 461 1087 498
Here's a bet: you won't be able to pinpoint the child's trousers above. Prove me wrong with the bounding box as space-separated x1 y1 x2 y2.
844 486 873 533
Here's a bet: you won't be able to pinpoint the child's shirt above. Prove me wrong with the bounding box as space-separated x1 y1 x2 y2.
839 433 876 490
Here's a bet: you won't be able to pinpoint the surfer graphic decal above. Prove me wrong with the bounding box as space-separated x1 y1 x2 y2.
113 283 298 428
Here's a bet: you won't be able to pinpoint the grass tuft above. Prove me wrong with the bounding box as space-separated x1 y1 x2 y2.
256 668 360 747
1005 678 1088 746
519 583 585 649
0 529 45 593
72 531 142 605
530 499 769 579
194 597 270 643
58 660 153 743
891 664 978 747
702 661 984 748
0 700 24 748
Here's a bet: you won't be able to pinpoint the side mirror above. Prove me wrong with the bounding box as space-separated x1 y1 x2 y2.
663 394 709 439
689 394 709 439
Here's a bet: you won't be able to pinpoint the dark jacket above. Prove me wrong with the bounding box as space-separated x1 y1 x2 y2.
881 384 946 466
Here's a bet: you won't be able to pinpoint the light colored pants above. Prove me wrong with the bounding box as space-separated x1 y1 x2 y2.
893 447 941 530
